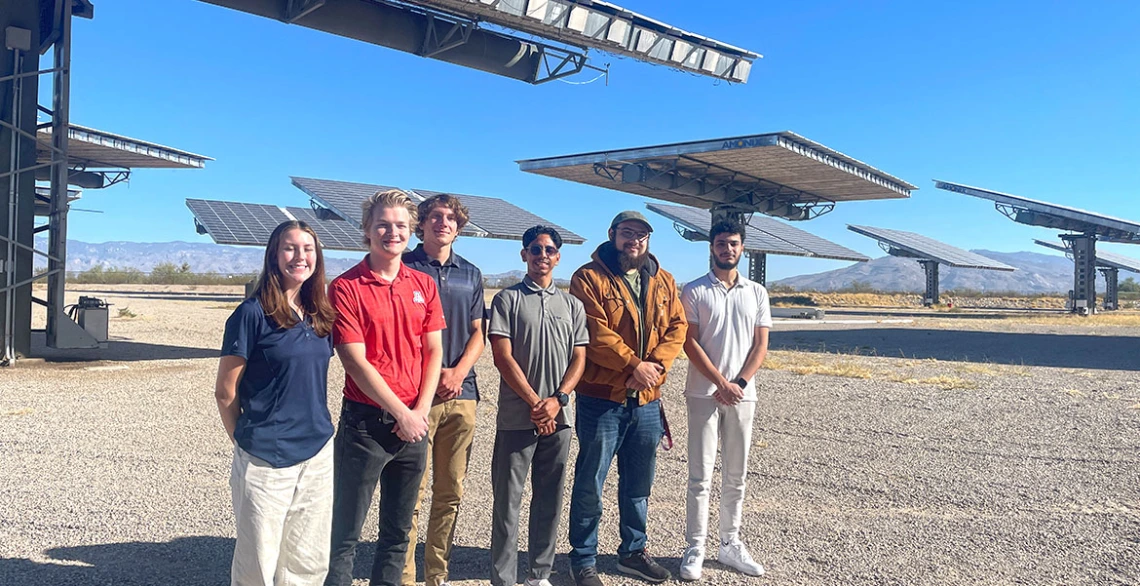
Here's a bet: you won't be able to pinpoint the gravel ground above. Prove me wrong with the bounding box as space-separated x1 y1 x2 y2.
2 288 1139 585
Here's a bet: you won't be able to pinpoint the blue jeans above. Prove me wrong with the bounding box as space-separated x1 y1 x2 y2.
568 395 663 570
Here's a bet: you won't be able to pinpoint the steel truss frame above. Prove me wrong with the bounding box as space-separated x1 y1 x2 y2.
592 156 836 221
2 0 100 365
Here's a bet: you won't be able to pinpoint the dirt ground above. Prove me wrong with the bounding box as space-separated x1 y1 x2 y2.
2 285 1138 585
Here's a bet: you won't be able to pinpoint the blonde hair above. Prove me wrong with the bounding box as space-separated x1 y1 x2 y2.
361 189 418 246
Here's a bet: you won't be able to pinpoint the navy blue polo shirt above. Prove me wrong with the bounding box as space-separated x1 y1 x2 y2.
404 244 484 401
221 297 334 468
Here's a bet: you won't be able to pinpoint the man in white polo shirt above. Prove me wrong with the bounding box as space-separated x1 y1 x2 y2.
678 219 771 581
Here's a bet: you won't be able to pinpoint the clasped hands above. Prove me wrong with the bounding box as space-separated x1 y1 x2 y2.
624 361 665 394
530 396 561 436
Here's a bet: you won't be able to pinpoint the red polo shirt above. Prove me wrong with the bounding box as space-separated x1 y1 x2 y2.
330 258 447 408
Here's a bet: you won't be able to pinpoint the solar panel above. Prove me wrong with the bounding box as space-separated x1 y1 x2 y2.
645 203 809 256
291 177 586 244
519 132 916 219
285 207 367 252
1034 239 1140 274
38 124 211 170
186 199 291 247
847 225 1015 271
745 215 869 262
934 180 1140 242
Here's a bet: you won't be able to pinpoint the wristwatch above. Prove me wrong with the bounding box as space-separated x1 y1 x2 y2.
554 392 570 406
732 377 748 388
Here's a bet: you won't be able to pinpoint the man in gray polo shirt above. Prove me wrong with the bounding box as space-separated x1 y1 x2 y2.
488 225 588 586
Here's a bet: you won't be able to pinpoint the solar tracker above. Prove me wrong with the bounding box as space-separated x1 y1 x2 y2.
646 203 809 257
38 124 211 170
934 180 1140 242
847 225 1015 271
186 199 368 252
646 203 868 262
291 176 586 244
186 200 292 247
1034 239 1140 274
519 132 916 221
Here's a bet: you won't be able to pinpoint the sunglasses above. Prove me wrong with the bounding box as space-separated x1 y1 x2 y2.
528 245 560 256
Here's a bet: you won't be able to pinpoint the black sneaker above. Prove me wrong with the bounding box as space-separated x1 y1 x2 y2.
572 565 604 586
617 550 671 583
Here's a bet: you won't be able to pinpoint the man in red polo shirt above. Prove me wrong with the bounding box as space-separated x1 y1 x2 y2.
325 189 446 586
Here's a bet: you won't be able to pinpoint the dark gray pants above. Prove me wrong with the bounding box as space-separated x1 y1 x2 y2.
490 427 572 586
325 400 428 586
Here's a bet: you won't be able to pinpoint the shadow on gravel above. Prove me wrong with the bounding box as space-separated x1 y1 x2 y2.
772 327 1140 370
0 536 233 585
401 544 681 585
28 331 218 362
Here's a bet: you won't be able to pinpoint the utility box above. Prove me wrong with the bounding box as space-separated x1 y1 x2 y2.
245 279 257 299
75 296 110 347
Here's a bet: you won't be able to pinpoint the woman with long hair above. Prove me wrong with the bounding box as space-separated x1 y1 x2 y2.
215 220 338 586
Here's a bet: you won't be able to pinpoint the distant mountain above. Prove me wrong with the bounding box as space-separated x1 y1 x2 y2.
33 238 361 276
772 250 1102 294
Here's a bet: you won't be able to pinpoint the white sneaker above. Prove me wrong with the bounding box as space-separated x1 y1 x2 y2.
525 579 553 586
718 540 764 576
679 545 705 581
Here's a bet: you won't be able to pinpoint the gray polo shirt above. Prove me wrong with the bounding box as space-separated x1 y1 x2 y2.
489 276 589 431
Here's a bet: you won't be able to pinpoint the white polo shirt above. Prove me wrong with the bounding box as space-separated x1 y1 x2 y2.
681 271 772 401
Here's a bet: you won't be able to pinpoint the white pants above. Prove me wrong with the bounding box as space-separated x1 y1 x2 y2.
230 438 334 586
685 397 757 548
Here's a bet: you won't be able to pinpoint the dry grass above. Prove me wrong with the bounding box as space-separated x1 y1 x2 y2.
3 407 34 416
762 351 873 379
761 351 995 391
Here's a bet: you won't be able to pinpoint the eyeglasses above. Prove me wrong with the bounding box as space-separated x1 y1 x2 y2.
528 245 559 257
617 228 650 241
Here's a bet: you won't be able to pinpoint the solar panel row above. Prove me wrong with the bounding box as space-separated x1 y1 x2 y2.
186 199 367 252
1034 239 1140 274
847 225 1015 271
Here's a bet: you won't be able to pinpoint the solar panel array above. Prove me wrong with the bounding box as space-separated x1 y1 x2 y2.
285 207 367 252
1034 239 1140 273
935 180 1140 242
847 225 1015 271
291 176 586 244
186 199 292 247
186 199 369 252
646 203 868 262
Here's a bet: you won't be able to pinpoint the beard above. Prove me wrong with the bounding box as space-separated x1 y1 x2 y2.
618 248 647 272
713 255 740 270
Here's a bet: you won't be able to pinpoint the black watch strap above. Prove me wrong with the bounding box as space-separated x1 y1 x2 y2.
732 377 748 388
555 392 570 406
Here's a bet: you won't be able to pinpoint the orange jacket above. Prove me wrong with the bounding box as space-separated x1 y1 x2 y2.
569 242 688 405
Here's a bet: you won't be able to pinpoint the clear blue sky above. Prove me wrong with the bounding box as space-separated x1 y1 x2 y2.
59 0 1140 282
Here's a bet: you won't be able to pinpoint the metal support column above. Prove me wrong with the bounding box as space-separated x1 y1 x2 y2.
1062 234 1097 315
748 252 766 286
920 260 939 306
1 3 41 364
1100 267 1118 311
45 0 72 347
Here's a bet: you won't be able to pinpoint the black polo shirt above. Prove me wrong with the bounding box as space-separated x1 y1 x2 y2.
221 297 334 467
403 244 484 401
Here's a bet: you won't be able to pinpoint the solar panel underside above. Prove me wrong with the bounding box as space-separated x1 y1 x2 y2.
292 177 586 244
848 225 1014 271
935 180 1140 241
1034 239 1140 273
646 203 810 257
186 199 291 246
519 132 916 208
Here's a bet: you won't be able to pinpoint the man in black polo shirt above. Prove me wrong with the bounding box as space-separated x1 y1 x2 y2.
402 193 486 586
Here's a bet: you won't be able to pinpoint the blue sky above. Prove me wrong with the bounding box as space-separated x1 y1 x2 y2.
57 0 1140 282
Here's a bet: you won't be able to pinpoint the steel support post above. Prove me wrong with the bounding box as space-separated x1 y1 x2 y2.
1063 234 1097 315
1100 267 1118 311
920 260 939 306
1 2 41 364
748 252 766 286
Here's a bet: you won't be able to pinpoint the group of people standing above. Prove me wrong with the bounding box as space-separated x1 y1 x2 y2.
214 188 772 586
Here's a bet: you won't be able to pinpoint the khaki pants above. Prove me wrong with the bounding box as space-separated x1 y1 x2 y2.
402 399 478 586
230 437 333 586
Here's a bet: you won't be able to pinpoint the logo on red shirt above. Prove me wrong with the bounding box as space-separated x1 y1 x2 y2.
413 290 425 304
